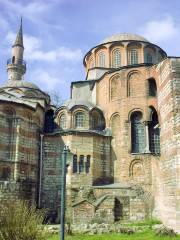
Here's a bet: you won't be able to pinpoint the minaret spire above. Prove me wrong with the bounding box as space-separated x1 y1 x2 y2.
7 18 26 81
13 17 24 48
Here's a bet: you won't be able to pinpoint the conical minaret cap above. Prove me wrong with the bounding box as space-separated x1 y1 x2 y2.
13 18 24 48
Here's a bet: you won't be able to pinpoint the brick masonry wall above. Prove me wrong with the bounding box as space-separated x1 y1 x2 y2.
153 58 180 233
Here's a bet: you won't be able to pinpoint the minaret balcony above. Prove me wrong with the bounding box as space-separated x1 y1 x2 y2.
7 58 26 67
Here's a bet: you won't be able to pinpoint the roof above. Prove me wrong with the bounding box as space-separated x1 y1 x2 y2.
13 18 23 48
2 80 40 90
101 33 149 44
60 99 97 111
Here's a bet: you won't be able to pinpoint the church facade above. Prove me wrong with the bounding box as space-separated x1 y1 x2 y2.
0 22 179 232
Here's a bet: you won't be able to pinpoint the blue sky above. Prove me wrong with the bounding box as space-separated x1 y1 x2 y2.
0 0 180 101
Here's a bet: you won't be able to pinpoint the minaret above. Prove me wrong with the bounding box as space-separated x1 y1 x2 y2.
7 18 26 81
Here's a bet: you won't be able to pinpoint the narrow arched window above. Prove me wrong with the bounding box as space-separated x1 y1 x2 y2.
149 110 160 154
85 155 91 173
0 167 11 180
44 110 54 133
148 79 157 97
113 49 121 68
79 155 84 173
147 53 153 64
59 114 66 129
73 155 78 173
98 52 105 67
4 109 14 160
131 111 145 153
75 112 85 128
89 58 94 68
130 50 138 65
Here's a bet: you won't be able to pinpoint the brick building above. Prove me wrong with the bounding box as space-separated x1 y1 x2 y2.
0 22 179 232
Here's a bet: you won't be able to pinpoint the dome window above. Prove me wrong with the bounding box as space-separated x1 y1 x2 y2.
130 49 138 65
59 114 66 129
147 53 153 64
113 49 121 68
75 112 85 128
98 52 105 67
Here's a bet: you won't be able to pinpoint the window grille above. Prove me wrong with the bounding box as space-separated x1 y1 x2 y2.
79 155 84 173
98 52 105 67
59 114 66 129
130 49 138 65
149 111 160 154
147 53 153 64
75 112 85 128
113 49 121 68
131 112 145 153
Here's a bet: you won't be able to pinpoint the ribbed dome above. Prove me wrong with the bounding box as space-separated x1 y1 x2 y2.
101 33 149 44
2 80 39 90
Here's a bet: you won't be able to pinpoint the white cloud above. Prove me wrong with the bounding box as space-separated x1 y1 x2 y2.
139 16 179 43
29 69 63 91
5 31 82 62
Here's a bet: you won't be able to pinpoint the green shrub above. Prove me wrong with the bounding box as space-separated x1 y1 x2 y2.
0 199 46 240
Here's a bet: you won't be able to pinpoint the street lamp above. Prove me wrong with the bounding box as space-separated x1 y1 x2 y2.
60 145 70 240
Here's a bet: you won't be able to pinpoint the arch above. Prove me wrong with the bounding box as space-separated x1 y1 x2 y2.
127 42 141 65
114 197 123 221
12 56 15 64
127 71 142 97
85 155 91 173
97 51 106 67
130 111 145 153
110 74 121 100
74 111 86 128
148 107 160 154
59 113 66 129
0 166 11 180
112 49 121 68
129 159 145 182
79 155 85 173
90 109 105 130
148 78 157 97
4 108 15 160
44 109 54 133
110 113 120 139
73 155 78 173
89 57 94 68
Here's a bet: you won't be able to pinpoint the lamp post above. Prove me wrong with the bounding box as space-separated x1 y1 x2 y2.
60 145 69 240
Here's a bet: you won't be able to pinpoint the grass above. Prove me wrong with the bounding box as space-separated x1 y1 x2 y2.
47 229 180 240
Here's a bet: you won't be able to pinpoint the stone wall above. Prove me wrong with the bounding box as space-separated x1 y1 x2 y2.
153 58 180 233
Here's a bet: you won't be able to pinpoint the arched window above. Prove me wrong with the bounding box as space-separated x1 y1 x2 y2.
12 56 15 64
0 167 11 180
147 53 153 64
130 111 145 153
85 155 91 173
98 52 105 67
44 110 54 133
148 79 157 97
111 75 120 100
75 112 85 128
4 109 14 160
113 49 121 68
89 58 94 68
130 50 138 65
59 114 66 129
149 110 160 154
79 155 84 173
73 155 78 173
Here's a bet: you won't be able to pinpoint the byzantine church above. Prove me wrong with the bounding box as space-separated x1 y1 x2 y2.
0 21 179 232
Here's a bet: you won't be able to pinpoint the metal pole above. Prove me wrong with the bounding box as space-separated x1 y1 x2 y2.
60 145 68 240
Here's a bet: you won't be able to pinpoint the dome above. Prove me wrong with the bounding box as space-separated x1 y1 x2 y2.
2 80 40 90
101 33 149 44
